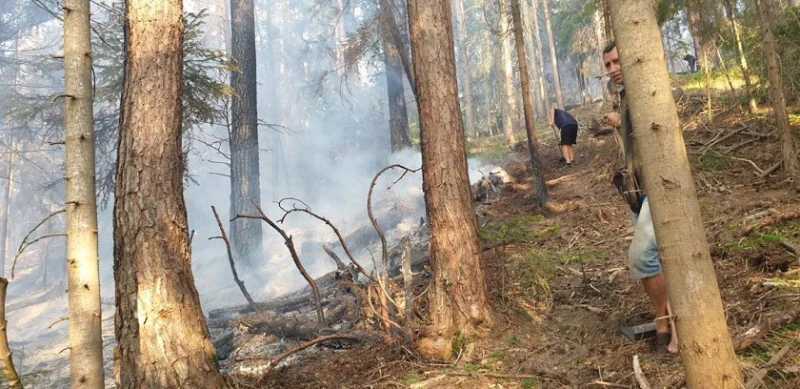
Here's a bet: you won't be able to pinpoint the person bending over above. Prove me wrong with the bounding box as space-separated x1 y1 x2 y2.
603 41 678 354
551 107 578 166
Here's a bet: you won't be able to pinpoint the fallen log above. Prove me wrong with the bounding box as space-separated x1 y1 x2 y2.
734 310 800 352
742 212 800 236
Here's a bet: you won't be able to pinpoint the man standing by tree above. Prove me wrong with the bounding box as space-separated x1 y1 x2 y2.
603 41 678 354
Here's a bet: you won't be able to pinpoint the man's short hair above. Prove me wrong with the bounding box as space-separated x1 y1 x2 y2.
603 41 616 54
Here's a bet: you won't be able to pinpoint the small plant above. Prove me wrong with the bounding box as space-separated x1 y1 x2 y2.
404 374 421 385
521 378 540 388
722 233 786 251
506 336 519 346
480 215 546 246
451 332 467 357
692 151 731 172
489 350 509 362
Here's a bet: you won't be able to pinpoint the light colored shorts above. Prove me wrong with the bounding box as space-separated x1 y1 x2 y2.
629 196 662 279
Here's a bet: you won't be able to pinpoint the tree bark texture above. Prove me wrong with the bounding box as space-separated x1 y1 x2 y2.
723 0 757 113
453 0 478 138
379 0 417 97
115 0 225 386
510 0 549 207
407 0 494 357
757 0 798 181
499 0 519 143
521 0 547 121
380 1 412 152
542 0 564 109
0 146 13 278
607 0 743 387
64 0 104 386
230 0 264 266
531 0 549 118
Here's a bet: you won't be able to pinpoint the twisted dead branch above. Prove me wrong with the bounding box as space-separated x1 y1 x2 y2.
236 204 325 326
210 206 260 314
277 197 375 283
367 164 421 342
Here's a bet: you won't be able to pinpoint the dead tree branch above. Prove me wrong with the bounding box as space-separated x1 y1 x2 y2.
367 164 421 341
277 197 375 283
744 344 792 389
12 209 66 279
734 310 800 352
0 279 22 389
741 212 800 236
236 205 325 326
401 236 414 344
234 334 365 367
210 206 260 314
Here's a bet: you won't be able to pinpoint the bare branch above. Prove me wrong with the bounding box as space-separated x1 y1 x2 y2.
12 209 66 279
211 206 260 314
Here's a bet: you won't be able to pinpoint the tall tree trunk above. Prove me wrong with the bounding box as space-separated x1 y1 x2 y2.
511 0 549 206
407 0 494 359
382 27 412 151
531 0 549 113
230 0 264 266
521 0 547 120
379 0 417 97
499 0 519 143
115 0 225 386
723 0 757 113
216 0 231 52
757 0 798 180
607 0 742 387
453 0 478 138
0 147 13 278
542 0 564 108
64 0 104 386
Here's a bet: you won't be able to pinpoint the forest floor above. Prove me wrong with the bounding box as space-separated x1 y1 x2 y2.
230 96 800 389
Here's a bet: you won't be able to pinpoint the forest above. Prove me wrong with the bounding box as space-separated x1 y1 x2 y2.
0 0 799 388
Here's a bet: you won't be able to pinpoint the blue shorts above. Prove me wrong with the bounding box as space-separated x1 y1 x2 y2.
628 196 662 279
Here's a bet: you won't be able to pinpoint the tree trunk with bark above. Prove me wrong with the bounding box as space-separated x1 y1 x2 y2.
511 0 549 206
114 0 226 386
229 0 264 267
542 0 564 108
407 0 494 359
0 146 13 278
381 10 412 152
379 0 412 151
453 0 478 138
723 0 757 113
607 0 742 387
757 0 798 180
531 0 549 116
521 0 547 120
499 0 519 143
64 0 104 386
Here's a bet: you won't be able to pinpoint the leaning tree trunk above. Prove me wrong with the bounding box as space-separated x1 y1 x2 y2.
380 1 412 151
114 0 226 386
757 0 798 180
510 0 549 207
230 0 264 266
542 0 564 109
499 0 519 143
607 0 743 387
64 0 104 386
453 0 478 138
0 146 13 278
407 0 494 359
521 0 547 121
723 0 757 113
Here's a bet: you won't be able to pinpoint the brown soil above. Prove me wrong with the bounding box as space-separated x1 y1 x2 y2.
229 101 800 388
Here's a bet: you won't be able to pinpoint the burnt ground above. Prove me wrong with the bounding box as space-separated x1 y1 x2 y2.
227 99 800 389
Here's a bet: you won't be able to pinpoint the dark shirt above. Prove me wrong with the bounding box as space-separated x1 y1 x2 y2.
619 91 644 193
553 108 577 129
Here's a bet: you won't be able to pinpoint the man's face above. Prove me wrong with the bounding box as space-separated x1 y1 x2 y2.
603 47 623 85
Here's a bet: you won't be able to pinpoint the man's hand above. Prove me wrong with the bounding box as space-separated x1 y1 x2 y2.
604 112 621 128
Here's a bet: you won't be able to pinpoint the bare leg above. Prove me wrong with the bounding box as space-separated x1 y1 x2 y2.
560 145 570 163
641 273 678 353
565 145 575 163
